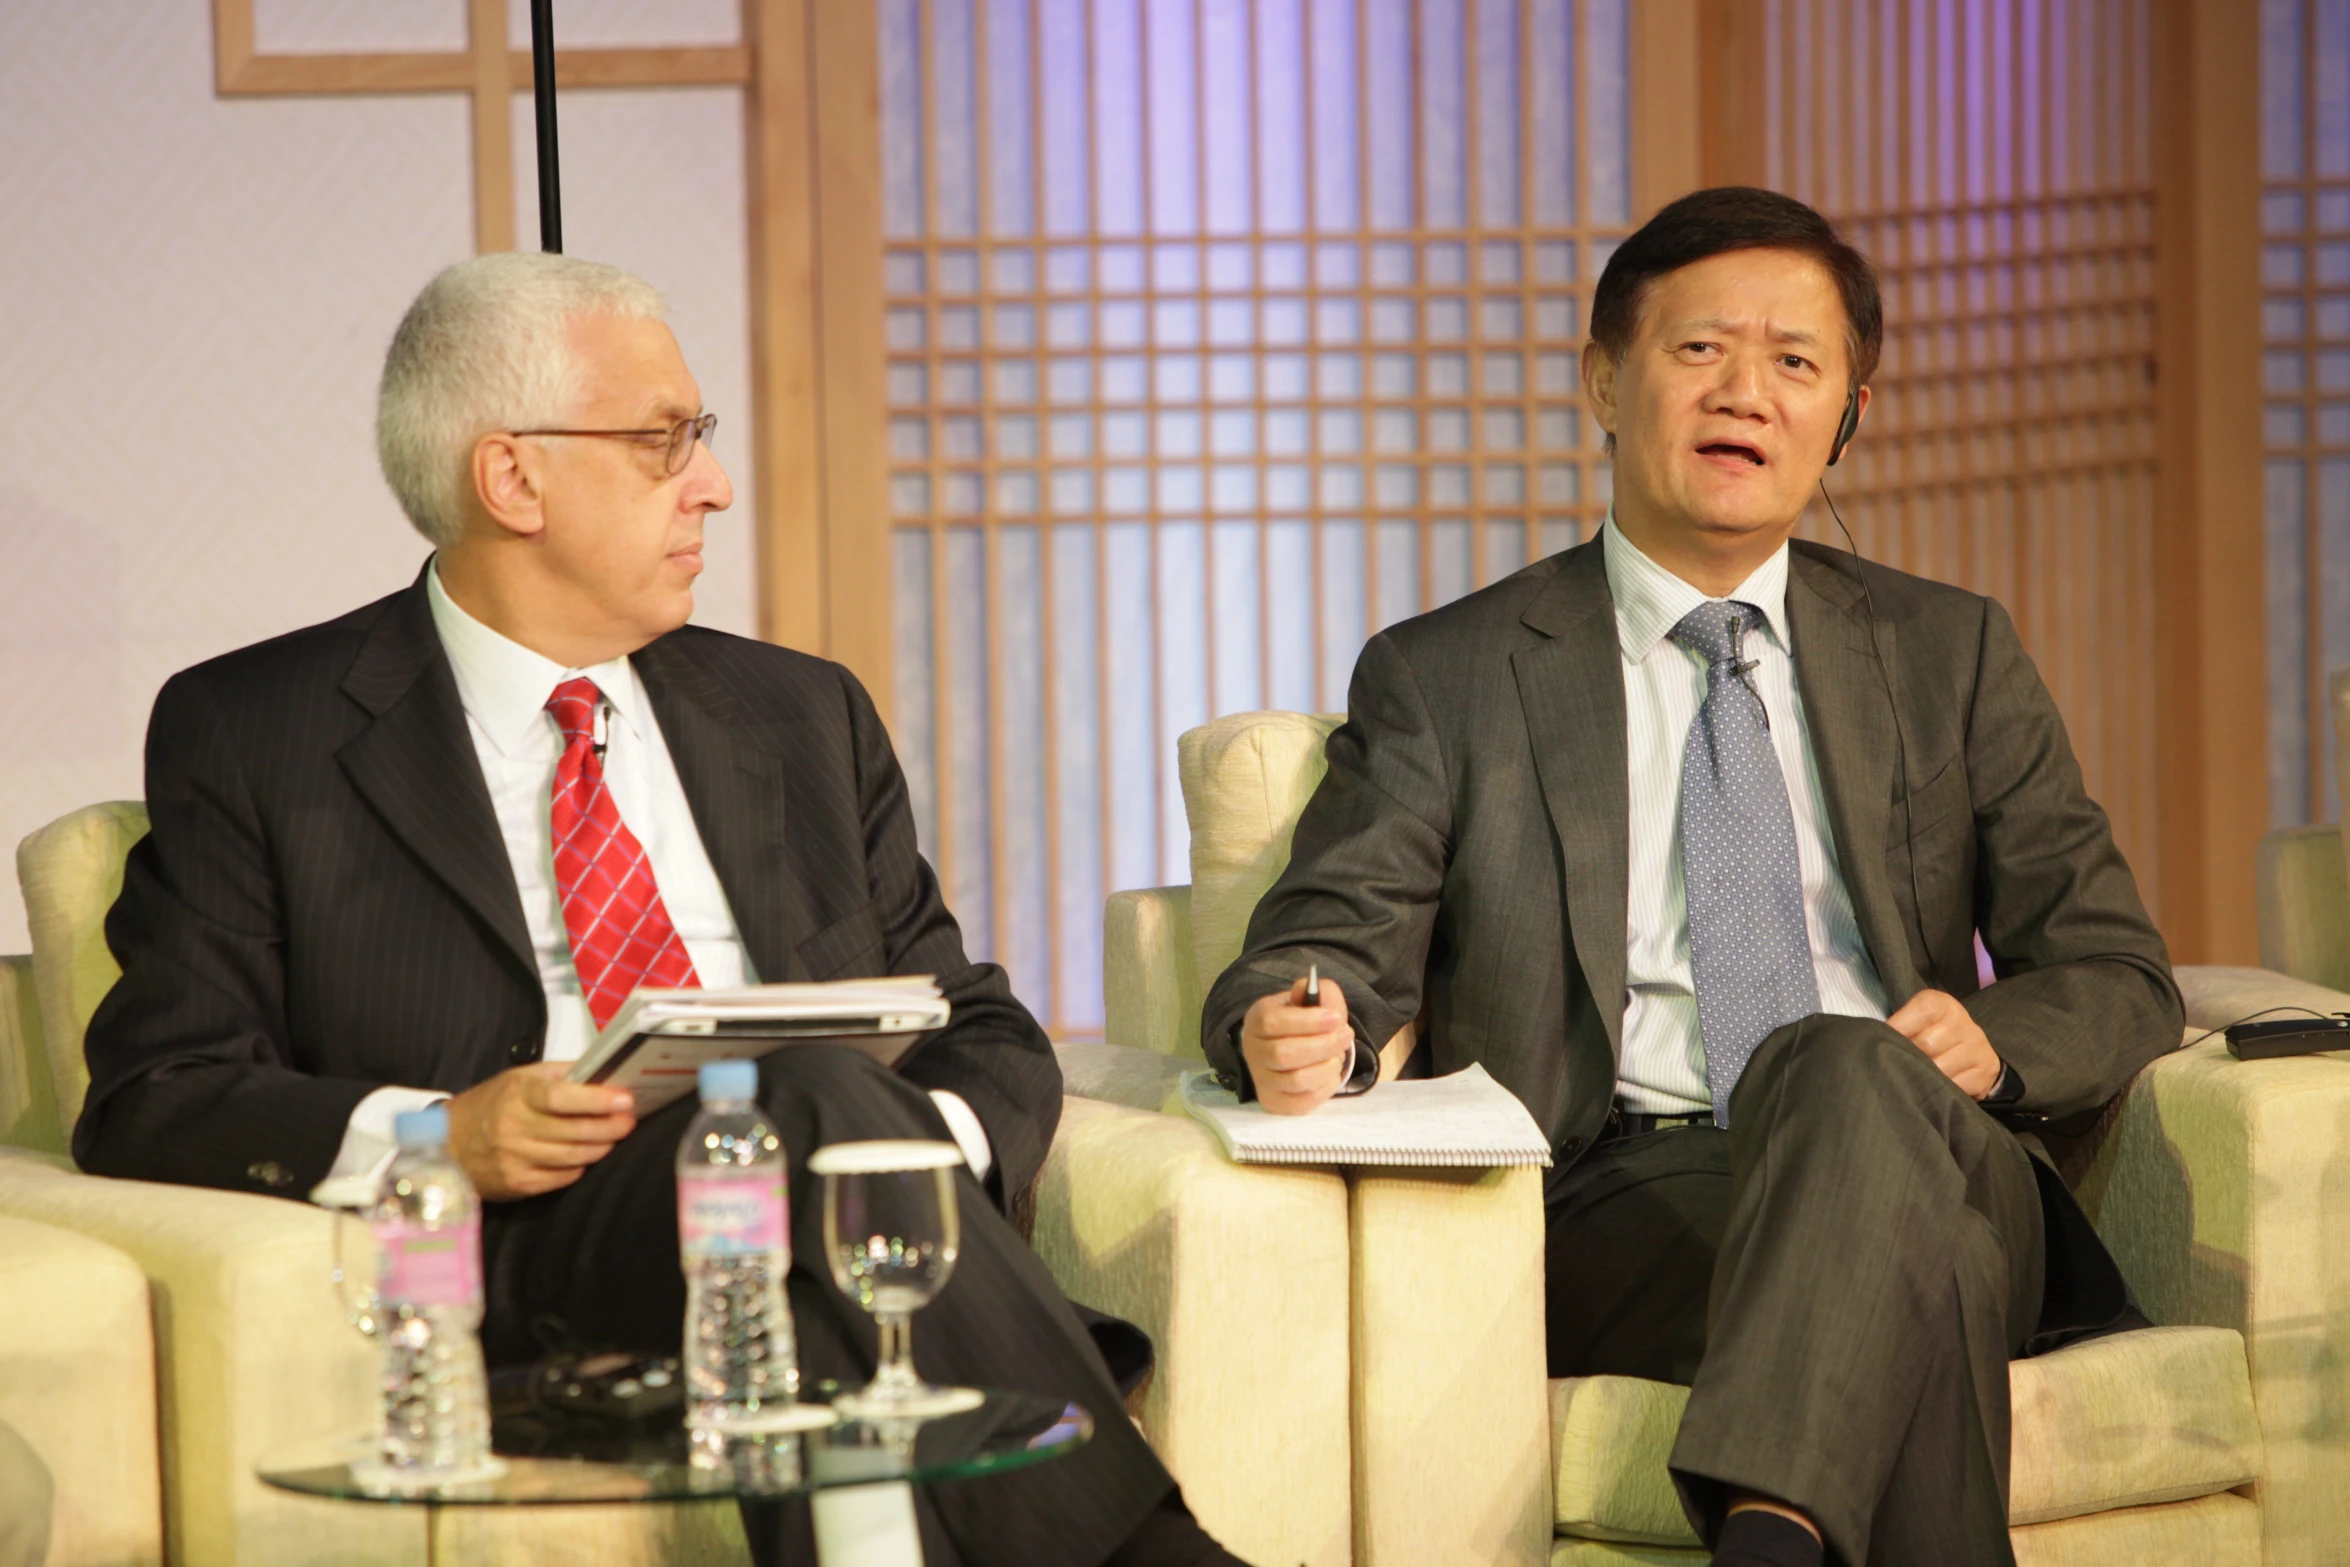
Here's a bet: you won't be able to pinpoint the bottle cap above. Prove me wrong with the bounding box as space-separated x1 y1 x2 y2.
698 1059 759 1103
393 1104 450 1149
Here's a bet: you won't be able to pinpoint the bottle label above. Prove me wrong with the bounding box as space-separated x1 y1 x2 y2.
373 1215 482 1308
679 1173 788 1258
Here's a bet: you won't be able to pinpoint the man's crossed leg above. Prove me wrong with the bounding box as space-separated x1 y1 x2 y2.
1547 1015 2044 1567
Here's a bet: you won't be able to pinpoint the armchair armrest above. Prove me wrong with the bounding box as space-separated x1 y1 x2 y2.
1053 1040 1196 1115
1033 1096 1351 1567
0 1154 747 1567
1350 1165 1552 1567
1105 886 1203 1060
0 1150 417 1567
2082 1028 2350 1567
2174 965 2350 1033
2256 823 2350 990
0 1212 163 1567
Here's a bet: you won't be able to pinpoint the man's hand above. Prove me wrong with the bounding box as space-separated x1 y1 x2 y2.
1886 988 2005 1100
1239 975 1354 1116
445 1063 638 1201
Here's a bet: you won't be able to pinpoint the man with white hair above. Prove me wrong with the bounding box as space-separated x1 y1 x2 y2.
77 252 1245 1567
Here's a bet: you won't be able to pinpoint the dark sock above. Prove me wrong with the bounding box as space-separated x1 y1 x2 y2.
1713 1508 1824 1567
1102 1488 1253 1567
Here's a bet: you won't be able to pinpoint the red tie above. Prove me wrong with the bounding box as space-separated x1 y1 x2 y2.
545 677 699 1028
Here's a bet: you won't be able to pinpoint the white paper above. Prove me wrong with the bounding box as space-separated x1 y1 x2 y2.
1179 1062 1553 1168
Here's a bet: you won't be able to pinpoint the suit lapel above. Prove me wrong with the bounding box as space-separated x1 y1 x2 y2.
1786 552 1916 997
336 575 536 983
1513 543 1632 1057
633 636 803 983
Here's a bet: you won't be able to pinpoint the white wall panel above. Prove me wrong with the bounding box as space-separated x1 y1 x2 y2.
505 0 741 49
2264 0 2350 825
882 0 1632 1031
0 1 469 952
0 3 762 955
254 0 467 52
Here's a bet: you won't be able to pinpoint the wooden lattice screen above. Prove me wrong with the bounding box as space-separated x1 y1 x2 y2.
1724 0 2164 914
2260 0 2350 827
878 0 1635 1033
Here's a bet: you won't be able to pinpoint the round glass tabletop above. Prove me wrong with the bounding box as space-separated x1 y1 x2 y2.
257 1383 1092 1507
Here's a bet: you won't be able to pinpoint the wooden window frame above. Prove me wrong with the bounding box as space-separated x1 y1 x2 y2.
209 0 890 700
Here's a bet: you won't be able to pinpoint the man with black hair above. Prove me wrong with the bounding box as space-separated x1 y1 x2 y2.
1203 187 2177 1567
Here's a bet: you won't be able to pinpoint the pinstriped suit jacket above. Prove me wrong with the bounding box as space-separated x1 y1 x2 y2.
74 569 1059 1206
1202 537 2182 1173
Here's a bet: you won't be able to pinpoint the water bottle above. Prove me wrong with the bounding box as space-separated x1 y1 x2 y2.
370 1104 494 1477
678 1059 800 1451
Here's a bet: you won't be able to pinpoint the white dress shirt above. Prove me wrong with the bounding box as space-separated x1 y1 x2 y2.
1605 519 1891 1115
320 565 991 1191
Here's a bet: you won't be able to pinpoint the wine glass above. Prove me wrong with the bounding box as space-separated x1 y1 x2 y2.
810 1140 985 1420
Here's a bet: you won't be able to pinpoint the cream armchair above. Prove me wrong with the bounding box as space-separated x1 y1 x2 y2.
2249 672 2350 995
0 1191 166 1567
3 803 1351 1567
1110 707 2350 1567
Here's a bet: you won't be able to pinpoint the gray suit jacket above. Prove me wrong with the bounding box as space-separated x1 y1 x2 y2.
1202 537 2182 1173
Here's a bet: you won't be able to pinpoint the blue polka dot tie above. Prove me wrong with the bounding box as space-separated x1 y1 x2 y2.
1671 601 1821 1126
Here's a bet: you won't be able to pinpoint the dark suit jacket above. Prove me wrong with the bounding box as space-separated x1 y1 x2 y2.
1203 536 2181 1182
75 570 1060 1209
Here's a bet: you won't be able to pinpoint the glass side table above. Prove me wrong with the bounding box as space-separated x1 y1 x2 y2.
258 1383 1091 1566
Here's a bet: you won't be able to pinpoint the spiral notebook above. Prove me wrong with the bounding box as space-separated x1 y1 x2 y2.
1178 1063 1553 1168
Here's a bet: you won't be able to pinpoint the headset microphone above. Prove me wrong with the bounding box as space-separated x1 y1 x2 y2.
1828 385 1860 466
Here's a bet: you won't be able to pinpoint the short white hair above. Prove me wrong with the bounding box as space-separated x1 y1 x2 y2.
376 252 668 547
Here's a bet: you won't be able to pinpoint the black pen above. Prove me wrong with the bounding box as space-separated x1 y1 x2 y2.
1304 963 1320 1008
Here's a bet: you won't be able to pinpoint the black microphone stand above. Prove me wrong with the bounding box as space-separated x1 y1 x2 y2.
531 0 561 252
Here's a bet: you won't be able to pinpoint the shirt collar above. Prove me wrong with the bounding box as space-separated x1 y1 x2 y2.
425 561 645 757
1600 510 1792 664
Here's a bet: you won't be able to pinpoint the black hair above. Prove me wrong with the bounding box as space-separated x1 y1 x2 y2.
1589 186 1882 387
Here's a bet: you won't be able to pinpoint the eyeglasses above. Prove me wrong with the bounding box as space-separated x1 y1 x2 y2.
511 412 717 476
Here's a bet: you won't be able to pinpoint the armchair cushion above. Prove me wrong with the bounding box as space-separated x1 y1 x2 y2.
2004 1325 2258 1524
1549 1326 2256 1546
1547 1377 1694 1546
1103 886 1204 1059
17 801 147 1135
2009 1493 2260 1567
2254 827 2350 990
1177 713 1340 995
0 954 62 1155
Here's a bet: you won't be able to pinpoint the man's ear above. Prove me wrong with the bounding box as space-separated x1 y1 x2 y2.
472 432 547 540
1581 340 1619 446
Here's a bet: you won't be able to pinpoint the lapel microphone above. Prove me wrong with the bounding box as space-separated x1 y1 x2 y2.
591 699 610 759
1725 612 1767 720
